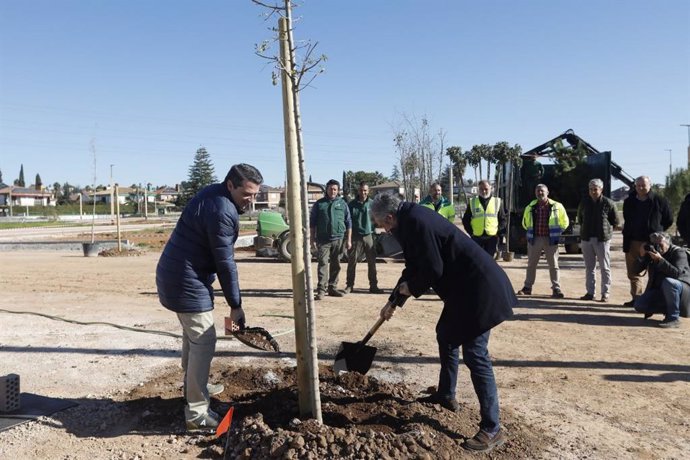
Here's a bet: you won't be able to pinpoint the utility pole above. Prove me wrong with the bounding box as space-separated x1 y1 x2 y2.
681 124 690 169
109 164 114 223
666 149 672 185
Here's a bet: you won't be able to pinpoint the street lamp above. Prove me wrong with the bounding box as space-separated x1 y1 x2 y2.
665 149 672 185
682 124 690 169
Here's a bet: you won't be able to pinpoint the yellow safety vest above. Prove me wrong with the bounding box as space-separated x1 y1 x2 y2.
470 196 501 236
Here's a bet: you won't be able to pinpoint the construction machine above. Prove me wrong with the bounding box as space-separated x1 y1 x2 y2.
496 129 635 254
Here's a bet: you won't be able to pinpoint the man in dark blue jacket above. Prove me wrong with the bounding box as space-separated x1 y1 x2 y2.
371 193 516 454
156 163 262 431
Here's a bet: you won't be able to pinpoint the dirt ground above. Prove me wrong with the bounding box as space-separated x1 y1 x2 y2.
0 232 688 459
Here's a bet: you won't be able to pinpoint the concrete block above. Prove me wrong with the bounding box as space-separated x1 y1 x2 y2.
0 373 20 412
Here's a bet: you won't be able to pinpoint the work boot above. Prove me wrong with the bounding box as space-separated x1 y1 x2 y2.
552 288 565 299
369 286 384 294
343 285 353 294
417 392 459 412
600 295 609 303
328 287 345 297
579 293 594 301
315 290 325 301
463 427 506 453
186 409 220 433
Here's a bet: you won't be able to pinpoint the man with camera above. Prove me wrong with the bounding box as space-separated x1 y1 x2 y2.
632 232 689 328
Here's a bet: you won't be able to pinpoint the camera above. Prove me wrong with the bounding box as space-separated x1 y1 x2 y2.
644 243 659 253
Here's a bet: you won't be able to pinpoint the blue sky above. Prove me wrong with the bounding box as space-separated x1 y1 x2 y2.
1 0 688 191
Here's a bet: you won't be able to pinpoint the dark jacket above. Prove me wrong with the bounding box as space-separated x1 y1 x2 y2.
577 195 619 242
677 193 690 243
633 244 690 289
389 202 516 344
156 183 242 313
622 191 673 252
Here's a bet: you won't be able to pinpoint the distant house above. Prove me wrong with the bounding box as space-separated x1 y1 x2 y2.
256 185 282 209
155 186 180 203
0 184 55 209
81 187 134 205
369 181 420 201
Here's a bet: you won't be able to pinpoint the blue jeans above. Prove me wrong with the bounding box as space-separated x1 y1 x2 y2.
437 330 500 433
634 278 682 321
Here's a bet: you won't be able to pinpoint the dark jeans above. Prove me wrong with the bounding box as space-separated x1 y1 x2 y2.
472 235 498 258
437 330 499 433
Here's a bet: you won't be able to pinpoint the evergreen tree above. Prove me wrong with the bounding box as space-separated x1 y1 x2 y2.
35 173 42 190
0 168 3 184
16 164 25 187
178 147 217 207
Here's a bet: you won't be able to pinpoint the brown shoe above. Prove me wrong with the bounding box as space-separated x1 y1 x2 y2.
463 428 506 453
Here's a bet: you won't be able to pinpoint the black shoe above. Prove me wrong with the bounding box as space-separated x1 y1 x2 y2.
643 312 653 320
516 287 531 296
369 286 385 294
623 299 635 307
343 285 353 294
463 428 506 453
552 289 565 299
579 293 594 301
328 288 345 297
315 291 325 301
418 393 459 412
659 318 680 328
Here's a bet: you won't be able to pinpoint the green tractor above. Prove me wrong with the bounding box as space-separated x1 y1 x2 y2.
256 210 293 260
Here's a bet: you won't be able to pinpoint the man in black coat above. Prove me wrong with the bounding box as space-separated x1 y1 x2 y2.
156 163 263 432
622 176 673 306
371 193 516 454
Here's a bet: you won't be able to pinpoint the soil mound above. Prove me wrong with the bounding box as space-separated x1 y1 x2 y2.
120 364 546 459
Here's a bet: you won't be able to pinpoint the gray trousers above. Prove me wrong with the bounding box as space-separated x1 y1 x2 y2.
177 311 216 421
316 239 343 293
346 234 378 288
581 237 612 297
523 236 561 291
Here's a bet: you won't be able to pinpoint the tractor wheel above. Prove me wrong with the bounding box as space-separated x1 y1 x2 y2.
278 232 292 261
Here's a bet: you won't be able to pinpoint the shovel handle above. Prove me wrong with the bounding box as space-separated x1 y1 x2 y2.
360 316 386 346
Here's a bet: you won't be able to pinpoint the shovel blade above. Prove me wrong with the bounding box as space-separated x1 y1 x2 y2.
333 341 378 375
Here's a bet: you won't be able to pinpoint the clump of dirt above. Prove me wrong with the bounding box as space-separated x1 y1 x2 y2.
120 364 547 459
99 247 143 257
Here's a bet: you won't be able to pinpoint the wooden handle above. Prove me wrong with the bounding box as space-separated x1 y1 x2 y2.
360 316 386 346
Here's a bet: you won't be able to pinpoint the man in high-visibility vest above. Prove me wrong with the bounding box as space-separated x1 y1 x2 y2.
420 182 455 222
516 184 570 298
462 180 506 258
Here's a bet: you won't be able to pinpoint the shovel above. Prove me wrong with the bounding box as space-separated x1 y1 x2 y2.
333 287 409 374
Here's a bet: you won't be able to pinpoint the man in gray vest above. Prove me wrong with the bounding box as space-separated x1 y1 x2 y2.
310 179 352 300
